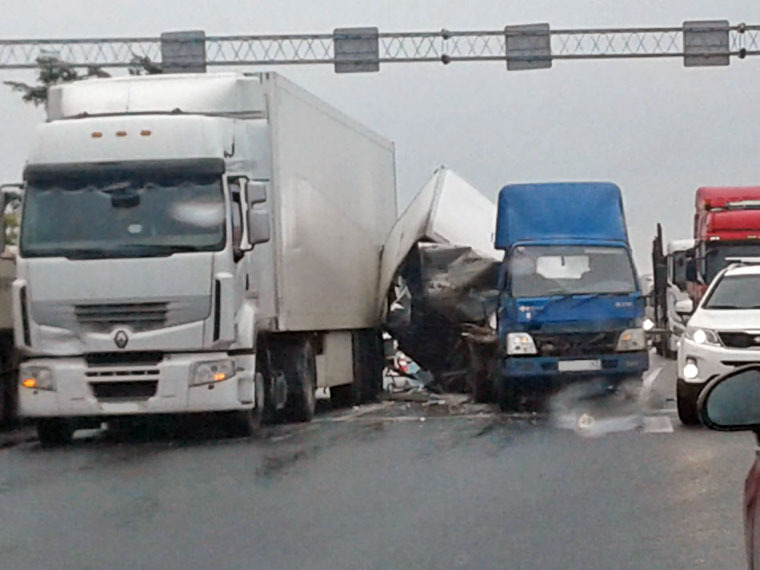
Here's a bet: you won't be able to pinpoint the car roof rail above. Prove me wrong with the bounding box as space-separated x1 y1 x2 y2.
725 257 760 270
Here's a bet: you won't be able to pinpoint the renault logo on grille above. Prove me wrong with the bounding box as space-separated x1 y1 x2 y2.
114 330 129 349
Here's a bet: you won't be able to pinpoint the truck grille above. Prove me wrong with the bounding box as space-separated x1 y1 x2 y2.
531 332 619 357
718 332 760 349
90 381 158 401
75 302 169 328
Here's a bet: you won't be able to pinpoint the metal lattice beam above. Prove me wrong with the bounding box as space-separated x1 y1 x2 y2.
1 23 760 71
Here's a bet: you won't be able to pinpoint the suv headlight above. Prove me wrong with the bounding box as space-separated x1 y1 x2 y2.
190 359 236 386
684 326 721 346
507 332 537 355
616 329 647 352
20 366 55 391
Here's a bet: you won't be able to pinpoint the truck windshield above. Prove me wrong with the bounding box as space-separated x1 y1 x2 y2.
21 161 226 259
509 245 637 298
704 244 760 284
704 275 760 309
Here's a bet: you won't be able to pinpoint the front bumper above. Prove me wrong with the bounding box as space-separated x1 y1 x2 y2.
678 337 760 385
18 352 255 418
504 351 649 381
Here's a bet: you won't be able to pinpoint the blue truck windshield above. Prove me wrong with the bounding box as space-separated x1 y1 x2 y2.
21 161 226 259
509 245 638 298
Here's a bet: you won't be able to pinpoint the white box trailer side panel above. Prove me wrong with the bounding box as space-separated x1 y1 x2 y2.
429 170 500 261
377 169 441 313
267 74 396 332
378 167 500 315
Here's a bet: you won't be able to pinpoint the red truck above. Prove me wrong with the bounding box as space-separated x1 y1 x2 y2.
690 186 760 302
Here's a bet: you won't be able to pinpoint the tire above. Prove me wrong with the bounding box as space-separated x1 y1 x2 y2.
330 330 383 408
330 384 356 409
254 371 277 426
676 378 703 426
353 330 383 404
37 419 74 448
472 370 493 403
496 376 520 412
224 408 260 438
272 338 316 423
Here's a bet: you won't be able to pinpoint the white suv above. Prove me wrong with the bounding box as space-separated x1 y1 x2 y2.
677 263 760 424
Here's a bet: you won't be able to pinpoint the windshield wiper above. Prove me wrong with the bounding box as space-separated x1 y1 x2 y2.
707 304 743 309
25 244 209 260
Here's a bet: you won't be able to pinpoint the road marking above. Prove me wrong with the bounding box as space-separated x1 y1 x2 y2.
643 415 674 434
639 365 664 409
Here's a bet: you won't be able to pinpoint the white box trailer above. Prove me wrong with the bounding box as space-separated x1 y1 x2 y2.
380 168 501 398
15 72 396 444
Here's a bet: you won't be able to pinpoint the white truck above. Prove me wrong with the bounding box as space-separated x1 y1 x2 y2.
11 72 397 445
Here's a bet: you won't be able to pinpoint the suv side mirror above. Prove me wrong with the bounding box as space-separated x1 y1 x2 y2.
248 210 270 246
699 365 760 430
675 299 694 317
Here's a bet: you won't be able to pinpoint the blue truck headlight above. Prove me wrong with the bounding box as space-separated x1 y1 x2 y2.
507 332 537 355
20 366 55 391
190 359 236 386
616 329 646 352
684 326 721 346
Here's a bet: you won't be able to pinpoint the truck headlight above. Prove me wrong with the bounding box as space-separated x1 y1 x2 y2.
190 359 236 386
616 329 646 352
684 326 721 346
20 367 55 391
507 332 537 355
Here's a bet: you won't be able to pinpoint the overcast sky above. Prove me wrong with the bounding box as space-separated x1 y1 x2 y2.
2 0 760 270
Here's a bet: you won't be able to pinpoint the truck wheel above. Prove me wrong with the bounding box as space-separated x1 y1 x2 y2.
472 371 493 404
37 419 74 448
329 384 357 409
255 371 277 426
496 376 520 412
224 408 260 438
354 329 383 404
331 330 384 408
274 339 316 423
676 378 702 426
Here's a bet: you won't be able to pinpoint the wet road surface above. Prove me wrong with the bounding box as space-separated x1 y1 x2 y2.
0 355 752 569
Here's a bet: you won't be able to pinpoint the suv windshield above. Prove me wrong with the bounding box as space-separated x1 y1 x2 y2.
704 274 760 309
21 160 226 259
509 244 638 298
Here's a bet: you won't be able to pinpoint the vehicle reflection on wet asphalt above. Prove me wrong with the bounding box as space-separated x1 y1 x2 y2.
0 356 750 569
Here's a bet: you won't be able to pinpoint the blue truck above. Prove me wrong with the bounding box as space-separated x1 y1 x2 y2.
494 182 649 410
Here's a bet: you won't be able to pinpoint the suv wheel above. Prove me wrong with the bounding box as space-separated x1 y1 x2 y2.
676 378 703 426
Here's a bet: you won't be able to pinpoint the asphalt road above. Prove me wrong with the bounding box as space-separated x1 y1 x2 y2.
0 355 753 569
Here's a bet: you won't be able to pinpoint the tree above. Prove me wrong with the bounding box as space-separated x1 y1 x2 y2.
4 53 161 105
3 54 111 106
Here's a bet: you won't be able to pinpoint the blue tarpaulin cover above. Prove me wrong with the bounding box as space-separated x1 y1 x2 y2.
495 182 628 250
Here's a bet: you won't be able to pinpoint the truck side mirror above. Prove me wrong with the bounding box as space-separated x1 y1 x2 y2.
0 183 24 252
246 181 267 206
248 209 270 245
675 299 694 317
685 258 697 281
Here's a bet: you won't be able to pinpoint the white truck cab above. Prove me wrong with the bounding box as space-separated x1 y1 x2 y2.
14 73 397 445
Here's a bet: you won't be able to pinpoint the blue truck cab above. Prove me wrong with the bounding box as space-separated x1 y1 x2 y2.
494 182 648 408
